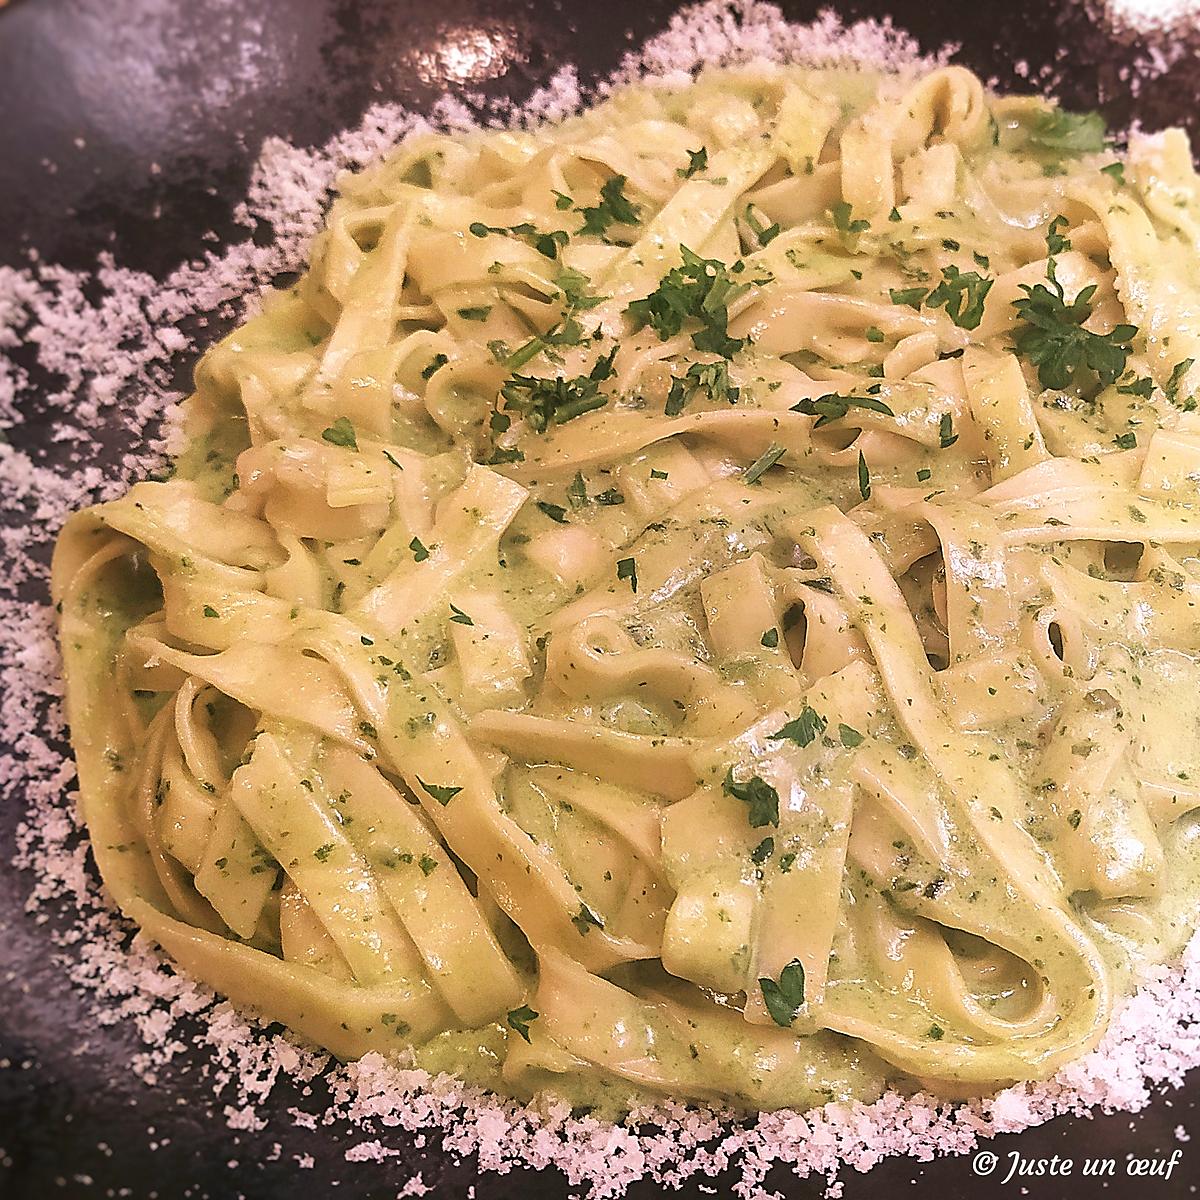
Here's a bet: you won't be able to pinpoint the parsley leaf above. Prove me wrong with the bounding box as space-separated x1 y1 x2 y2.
417 779 462 805
1166 358 1196 408
939 412 958 448
924 265 993 330
409 536 430 562
751 836 775 864
457 305 492 322
616 557 638 593
1046 214 1072 257
1113 431 1137 449
1117 374 1154 398
889 286 928 309
838 723 865 748
1100 161 1126 185
792 392 895 428
831 201 870 243
742 443 785 485
857 449 871 500
677 146 708 178
556 266 607 312
536 501 569 523
576 174 640 239
421 354 448 380
1028 107 1107 155
321 417 358 450
567 471 589 508
772 706 827 748
571 903 604 935
1012 277 1136 391
723 768 780 827
469 220 569 260
506 1005 539 1042
448 603 474 626
760 959 806 1027
745 204 781 247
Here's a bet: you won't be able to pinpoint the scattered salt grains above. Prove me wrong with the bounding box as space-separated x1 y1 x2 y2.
1104 0 1200 34
1 0 1198 1195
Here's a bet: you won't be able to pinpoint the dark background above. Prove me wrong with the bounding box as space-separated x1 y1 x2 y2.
1 0 1199 1196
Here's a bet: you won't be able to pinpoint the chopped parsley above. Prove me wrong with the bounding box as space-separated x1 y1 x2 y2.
939 412 958 448
865 325 885 343
616 556 638 593
321 417 358 450
1100 161 1126 185
409 536 430 562
506 1004 539 1042
772 706 827 748
421 354 448 380
760 959 806 1027
468 220 568 260
1117 374 1154 398
742 443 785 484
751 836 775 864
761 627 780 648
567 471 588 508
202 605 219 618
1113 431 1137 450
831 201 870 242
536 500 569 523
924 265 993 330
677 146 708 179
889 286 927 309
857 450 871 501
1166 358 1196 407
418 854 438 876
417 779 462 806
723 768 780 828
456 305 492 322
576 174 640 239
1012 254 1136 390
571 902 604 935
626 245 750 359
745 204 781 247
666 358 740 415
448 603 474 626
313 843 335 863
502 347 616 432
838 723 865 748
792 391 894 427
1028 107 1107 155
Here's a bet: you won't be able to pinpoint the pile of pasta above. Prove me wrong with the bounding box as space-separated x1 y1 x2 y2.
54 63 1200 1111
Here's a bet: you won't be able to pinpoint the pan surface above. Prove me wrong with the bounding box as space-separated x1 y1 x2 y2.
1 1 1198 1197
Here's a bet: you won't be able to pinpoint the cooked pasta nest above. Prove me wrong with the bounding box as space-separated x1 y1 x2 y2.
54 62 1200 1113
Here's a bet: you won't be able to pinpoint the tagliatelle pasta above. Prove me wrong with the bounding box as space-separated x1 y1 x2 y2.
52 61 1200 1114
